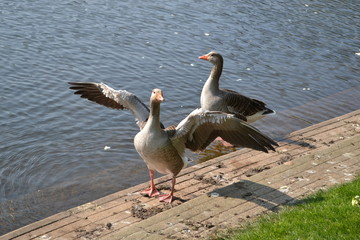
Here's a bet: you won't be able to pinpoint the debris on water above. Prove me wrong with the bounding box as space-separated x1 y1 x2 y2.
104 146 111 150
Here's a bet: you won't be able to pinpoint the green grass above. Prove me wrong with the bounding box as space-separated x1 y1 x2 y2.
217 176 360 240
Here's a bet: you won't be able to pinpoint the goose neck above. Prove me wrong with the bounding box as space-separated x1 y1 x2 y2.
148 100 162 129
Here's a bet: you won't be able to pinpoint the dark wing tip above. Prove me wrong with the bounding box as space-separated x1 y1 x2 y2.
68 82 125 110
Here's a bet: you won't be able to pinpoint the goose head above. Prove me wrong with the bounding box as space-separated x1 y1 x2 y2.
198 51 223 65
151 88 165 103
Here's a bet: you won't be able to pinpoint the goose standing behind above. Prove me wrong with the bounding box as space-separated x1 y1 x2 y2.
69 82 278 203
198 51 275 123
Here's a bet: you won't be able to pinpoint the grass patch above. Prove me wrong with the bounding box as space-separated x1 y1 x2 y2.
217 176 360 240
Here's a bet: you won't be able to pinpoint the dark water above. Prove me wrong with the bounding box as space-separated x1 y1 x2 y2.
0 0 359 234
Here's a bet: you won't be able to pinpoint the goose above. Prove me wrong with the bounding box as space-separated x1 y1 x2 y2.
69 82 278 203
198 51 275 123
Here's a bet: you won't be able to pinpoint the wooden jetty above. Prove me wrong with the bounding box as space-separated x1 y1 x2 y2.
1 109 359 240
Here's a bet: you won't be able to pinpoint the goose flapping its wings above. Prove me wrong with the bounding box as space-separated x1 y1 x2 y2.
69 83 278 202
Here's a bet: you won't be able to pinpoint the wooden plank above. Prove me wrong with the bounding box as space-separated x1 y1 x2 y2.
1 109 359 240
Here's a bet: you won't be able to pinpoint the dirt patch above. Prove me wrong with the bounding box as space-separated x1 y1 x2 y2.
193 174 204 181
130 202 177 220
131 204 164 219
244 166 271 177
75 225 105 239
277 154 294 165
157 184 172 191
180 219 215 231
297 137 317 149
216 162 226 168
194 173 225 185
323 139 336 146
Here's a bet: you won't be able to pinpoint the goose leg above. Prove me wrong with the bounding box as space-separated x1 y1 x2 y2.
141 169 160 197
159 175 176 203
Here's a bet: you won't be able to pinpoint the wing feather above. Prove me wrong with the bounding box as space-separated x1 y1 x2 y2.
68 82 151 129
171 108 278 152
221 88 268 116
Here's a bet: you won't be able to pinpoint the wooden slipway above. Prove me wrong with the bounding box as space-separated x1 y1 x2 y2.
1 109 359 240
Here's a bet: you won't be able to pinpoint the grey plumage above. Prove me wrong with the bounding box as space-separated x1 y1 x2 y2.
199 51 275 123
69 83 278 202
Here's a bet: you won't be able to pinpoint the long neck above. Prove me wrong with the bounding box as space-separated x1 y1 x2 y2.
204 59 223 91
147 100 162 131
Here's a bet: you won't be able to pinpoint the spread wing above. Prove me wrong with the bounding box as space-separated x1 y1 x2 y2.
221 88 269 117
68 82 151 129
170 108 278 152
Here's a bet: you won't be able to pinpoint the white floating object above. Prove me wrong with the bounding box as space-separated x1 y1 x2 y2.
355 53 360 56
204 32 210 36
104 146 111 150
236 78 242 81
246 67 251 71
190 63 195 66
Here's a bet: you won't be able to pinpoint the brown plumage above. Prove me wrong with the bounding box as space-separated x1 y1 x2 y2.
69 83 278 202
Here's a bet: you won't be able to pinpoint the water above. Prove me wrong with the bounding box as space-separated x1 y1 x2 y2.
0 0 359 234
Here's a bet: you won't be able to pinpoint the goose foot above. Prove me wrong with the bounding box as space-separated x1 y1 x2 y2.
158 175 176 203
141 187 160 197
159 194 173 203
141 169 160 197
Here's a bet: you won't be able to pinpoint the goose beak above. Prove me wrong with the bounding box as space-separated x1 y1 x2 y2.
157 93 165 102
198 55 208 60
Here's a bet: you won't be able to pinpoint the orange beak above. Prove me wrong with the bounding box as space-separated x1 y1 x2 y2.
198 55 208 60
156 93 165 102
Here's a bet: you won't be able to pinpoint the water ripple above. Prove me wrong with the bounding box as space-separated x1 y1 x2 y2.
1 0 359 234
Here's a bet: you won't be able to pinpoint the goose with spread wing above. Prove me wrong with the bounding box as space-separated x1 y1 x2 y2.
198 51 275 123
69 82 278 203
